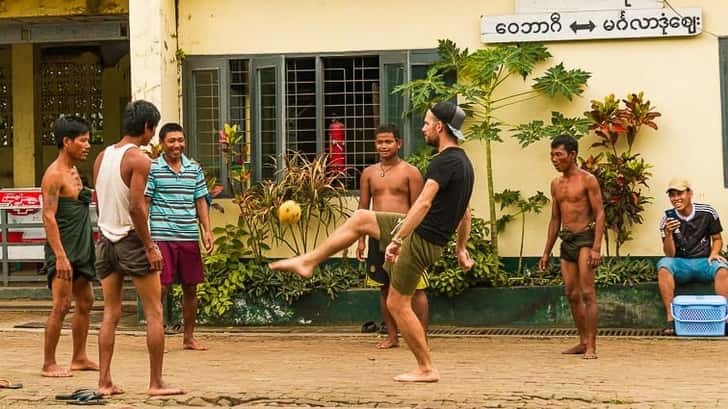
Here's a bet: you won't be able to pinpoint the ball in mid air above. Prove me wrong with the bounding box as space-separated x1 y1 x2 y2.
278 200 302 225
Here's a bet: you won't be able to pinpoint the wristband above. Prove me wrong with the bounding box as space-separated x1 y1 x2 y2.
391 237 403 246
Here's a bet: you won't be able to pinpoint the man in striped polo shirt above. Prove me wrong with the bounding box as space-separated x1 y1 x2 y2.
145 123 213 350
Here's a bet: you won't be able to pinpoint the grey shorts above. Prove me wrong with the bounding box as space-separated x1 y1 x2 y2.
95 231 153 280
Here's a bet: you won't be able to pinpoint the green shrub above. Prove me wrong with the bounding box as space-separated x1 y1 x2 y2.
187 223 366 321
428 217 504 297
508 256 656 287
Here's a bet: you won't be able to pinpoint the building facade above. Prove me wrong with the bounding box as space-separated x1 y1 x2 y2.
2 0 727 258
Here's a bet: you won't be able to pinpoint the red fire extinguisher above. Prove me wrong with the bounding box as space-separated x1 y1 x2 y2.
328 118 345 173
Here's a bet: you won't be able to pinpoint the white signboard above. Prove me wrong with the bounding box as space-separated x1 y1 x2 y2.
481 8 701 43
516 0 663 13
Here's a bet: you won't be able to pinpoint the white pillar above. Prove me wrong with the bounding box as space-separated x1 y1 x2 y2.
128 0 180 137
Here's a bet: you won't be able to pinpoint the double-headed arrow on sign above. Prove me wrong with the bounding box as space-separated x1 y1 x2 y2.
570 20 596 33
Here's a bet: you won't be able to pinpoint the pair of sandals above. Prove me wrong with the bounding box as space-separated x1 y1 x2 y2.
56 388 107 405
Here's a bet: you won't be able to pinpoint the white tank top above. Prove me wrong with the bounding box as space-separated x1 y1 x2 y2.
96 144 137 242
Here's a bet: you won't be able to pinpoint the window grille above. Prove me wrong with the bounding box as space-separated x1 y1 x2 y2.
192 69 221 181
229 59 250 142
39 59 103 145
286 58 317 159
322 56 379 190
258 67 278 180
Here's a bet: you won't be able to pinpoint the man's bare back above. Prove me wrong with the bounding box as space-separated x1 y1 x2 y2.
361 161 422 214
551 169 598 232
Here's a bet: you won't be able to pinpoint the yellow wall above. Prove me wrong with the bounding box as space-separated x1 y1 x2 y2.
0 0 127 18
129 0 180 132
11 43 38 187
178 0 728 257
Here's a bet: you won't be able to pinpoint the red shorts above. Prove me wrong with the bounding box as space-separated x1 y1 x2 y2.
157 241 205 286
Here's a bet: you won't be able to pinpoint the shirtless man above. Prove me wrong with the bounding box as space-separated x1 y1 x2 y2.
93 100 184 396
271 101 474 382
41 116 98 377
356 124 427 349
539 135 605 359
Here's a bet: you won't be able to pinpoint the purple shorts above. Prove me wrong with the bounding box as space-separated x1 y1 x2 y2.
157 241 205 286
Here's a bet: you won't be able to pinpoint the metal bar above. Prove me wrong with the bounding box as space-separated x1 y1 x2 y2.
2 210 8 286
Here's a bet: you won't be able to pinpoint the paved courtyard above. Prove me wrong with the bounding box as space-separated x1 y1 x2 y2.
0 312 726 408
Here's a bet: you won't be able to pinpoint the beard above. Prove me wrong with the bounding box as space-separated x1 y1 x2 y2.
425 134 439 149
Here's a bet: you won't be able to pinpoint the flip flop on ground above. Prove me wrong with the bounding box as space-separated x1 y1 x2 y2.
56 389 107 405
664 320 675 336
360 321 378 333
0 379 22 389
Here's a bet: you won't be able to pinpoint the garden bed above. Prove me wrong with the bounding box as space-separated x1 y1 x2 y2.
155 282 714 328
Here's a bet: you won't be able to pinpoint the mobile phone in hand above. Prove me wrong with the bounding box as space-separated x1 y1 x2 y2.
665 208 681 234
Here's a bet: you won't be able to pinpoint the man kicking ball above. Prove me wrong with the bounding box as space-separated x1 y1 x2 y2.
270 101 475 382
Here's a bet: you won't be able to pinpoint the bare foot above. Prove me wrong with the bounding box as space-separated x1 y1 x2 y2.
148 382 186 396
561 343 587 355
41 364 73 377
98 384 125 396
268 256 314 278
183 338 208 351
393 368 440 383
376 339 399 349
70 358 99 371
583 349 598 360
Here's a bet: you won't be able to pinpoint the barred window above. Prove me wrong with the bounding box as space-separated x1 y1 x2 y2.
183 50 441 192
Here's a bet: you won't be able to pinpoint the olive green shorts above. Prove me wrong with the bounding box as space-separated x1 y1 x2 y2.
375 212 443 296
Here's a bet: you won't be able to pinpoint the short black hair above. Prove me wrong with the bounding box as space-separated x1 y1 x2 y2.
54 115 90 149
551 134 578 155
375 123 400 140
121 100 161 137
159 123 185 142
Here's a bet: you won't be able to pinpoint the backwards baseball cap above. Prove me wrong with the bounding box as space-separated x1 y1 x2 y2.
430 101 466 141
666 177 691 193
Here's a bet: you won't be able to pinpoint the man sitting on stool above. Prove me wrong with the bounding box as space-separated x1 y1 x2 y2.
658 178 728 335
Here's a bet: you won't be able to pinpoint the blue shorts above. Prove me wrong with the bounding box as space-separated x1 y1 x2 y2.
657 257 728 284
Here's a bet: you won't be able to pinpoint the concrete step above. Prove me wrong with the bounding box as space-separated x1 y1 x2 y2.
0 299 137 313
0 286 137 301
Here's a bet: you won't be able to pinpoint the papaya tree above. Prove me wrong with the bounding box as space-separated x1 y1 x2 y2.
395 40 590 255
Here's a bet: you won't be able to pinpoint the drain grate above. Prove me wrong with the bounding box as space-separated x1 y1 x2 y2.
428 327 669 337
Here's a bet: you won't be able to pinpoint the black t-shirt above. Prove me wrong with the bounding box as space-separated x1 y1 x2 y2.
415 147 474 246
659 203 723 258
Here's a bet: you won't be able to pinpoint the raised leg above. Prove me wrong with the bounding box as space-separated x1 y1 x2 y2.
269 209 380 278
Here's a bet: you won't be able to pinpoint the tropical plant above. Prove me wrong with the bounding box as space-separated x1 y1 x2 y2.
404 144 435 176
195 236 365 320
234 151 350 258
218 123 252 196
580 93 660 256
428 216 504 297
494 189 550 274
394 39 590 256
